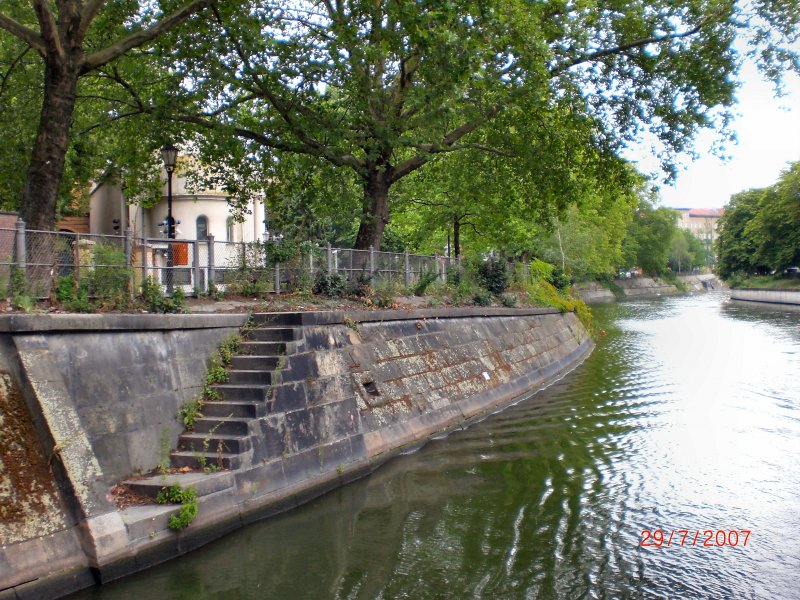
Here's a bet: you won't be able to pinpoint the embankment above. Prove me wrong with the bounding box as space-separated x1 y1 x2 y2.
574 274 721 303
730 288 800 307
0 308 592 599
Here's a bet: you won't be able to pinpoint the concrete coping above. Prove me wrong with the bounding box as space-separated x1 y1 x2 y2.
0 313 249 333
0 306 565 333
730 287 800 293
273 306 564 326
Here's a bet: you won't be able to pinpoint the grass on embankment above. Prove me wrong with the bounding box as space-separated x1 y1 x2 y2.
727 276 800 290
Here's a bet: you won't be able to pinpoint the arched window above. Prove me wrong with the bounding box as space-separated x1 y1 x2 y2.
196 215 209 240
226 216 235 242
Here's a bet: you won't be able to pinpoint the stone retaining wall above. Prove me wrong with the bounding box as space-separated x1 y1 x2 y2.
730 288 800 306
0 309 592 599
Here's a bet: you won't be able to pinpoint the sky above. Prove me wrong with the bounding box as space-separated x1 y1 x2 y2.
624 59 800 210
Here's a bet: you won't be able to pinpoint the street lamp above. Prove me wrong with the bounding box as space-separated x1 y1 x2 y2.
161 144 178 293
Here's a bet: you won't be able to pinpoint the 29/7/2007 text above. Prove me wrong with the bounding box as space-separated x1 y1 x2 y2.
640 530 751 548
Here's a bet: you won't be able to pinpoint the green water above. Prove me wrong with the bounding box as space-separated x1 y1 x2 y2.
74 293 800 599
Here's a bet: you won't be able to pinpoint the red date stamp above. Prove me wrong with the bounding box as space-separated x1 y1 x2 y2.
640 529 751 548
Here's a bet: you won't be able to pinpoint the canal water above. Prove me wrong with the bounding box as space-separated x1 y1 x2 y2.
75 292 800 599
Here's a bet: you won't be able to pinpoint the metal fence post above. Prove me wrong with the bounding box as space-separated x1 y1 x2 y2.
140 237 147 288
207 234 215 289
404 249 411 287
14 219 26 273
124 228 133 267
193 240 202 295
326 242 332 273
274 261 280 294
74 233 81 288
124 227 133 300
369 245 375 277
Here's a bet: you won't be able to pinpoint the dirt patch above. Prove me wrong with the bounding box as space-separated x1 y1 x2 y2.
109 483 153 510
0 372 67 543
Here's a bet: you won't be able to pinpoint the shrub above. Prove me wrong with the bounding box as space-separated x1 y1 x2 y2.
472 288 493 306
141 277 185 313
10 266 34 312
548 265 572 291
447 265 464 286
90 244 131 309
500 293 518 307
313 271 347 296
475 256 509 294
413 269 439 296
346 270 373 298
529 259 554 281
56 275 94 312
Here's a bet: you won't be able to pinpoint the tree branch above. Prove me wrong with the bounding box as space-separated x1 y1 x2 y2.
31 0 63 58
0 12 46 55
549 19 713 77
391 106 502 182
82 0 208 72
80 0 108 38
0 46 32 97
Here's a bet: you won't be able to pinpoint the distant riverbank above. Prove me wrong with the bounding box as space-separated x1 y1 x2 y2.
574 274 721 303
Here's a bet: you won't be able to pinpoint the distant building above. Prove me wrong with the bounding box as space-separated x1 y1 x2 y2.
90 159 266 243
673 208 723 253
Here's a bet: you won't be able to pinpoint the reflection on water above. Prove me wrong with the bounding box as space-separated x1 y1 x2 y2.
74 293 800 599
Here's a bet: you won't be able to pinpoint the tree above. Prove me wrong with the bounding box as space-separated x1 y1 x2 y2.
669 229 691 273
717 162 800 279
162 0 798 249
622 202 678 276
748 163 800 273
716 189 765 278
0 0 208 230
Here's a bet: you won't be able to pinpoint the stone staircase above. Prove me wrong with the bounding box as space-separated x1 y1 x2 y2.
170 313 303 472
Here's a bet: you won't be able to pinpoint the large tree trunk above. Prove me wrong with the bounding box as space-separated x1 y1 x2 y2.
354 168 390 250
20 58 80 231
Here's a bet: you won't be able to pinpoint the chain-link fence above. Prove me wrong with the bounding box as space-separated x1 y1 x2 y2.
2 221 463 299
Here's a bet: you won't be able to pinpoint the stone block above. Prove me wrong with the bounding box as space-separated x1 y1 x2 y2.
272 381 308 413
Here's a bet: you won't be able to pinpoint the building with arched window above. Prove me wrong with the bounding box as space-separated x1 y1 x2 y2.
89 160 266 243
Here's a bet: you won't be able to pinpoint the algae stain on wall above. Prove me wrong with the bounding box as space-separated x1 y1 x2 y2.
0 372 67 545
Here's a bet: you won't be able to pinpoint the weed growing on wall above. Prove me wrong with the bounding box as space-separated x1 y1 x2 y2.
178 333 242 430
156 484 198 530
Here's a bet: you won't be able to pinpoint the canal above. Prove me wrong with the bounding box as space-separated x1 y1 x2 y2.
73 292 800 599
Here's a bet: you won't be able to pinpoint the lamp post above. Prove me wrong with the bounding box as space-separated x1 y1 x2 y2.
161 144 178 293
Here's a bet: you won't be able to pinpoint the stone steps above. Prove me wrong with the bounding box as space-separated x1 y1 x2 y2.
178 431 252 454
203 400 268 419
165 314 301 473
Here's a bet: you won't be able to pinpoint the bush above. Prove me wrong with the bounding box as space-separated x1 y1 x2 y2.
56 275 94 312
447 265 464 286
472 288 493 306
265 238 298 264
475 256 509 294
548 265 572 291
90 244 131 309
141 277 185 313
313 271 347 296
346 270 373 298
413 269 438 296
500 293 518 307
10 266 34 312
529 259 554 281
